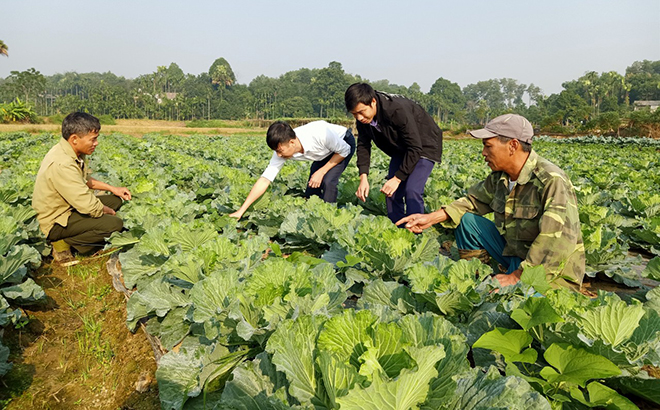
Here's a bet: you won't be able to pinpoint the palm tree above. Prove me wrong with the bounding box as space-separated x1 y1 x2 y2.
0 40 8 57
209 58 235 87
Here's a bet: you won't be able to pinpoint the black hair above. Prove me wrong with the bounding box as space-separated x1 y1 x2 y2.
266 121 296 150
344 82 376 111
496 135 532 153
62 112 100 141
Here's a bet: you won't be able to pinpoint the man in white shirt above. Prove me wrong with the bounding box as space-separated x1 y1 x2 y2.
229 120 355 220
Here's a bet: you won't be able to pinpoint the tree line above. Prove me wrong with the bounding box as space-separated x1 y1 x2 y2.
0 57 659 136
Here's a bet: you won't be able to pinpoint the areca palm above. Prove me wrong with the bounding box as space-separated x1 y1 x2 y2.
0 40 7 57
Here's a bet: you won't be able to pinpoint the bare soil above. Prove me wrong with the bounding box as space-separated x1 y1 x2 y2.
0 254 161 410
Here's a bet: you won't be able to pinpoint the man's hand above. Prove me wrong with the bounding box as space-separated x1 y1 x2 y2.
494 269 522 288
380 177 401 197
111 186 132 200
228 210 244 220
356 177 370 202
103 205 116 215
308 170 326 189
396 213 434 233
396 209 446 233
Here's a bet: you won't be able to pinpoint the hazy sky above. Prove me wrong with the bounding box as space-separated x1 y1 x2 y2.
2 0 659 95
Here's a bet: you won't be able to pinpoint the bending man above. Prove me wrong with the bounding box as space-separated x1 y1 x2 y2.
345 83 442 224
230 120 355 220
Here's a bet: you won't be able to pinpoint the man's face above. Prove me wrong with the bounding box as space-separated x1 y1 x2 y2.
481 137 511 171
275 139 297 158
350 98 377 124
72 131 99 156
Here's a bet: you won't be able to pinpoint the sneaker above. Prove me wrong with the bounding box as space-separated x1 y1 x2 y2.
52 248 79 267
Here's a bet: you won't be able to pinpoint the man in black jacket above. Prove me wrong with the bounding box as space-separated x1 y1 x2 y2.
345 82 443 224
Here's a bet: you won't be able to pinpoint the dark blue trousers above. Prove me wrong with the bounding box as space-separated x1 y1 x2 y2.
304 130 356 203
386 156 435 224
455 213 523 274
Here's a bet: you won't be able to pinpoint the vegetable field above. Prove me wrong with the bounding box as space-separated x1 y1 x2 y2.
2 131 660 410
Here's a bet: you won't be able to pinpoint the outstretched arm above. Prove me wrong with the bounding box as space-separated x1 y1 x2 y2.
229 177 272 220
396 208 448 233
87 177 132 200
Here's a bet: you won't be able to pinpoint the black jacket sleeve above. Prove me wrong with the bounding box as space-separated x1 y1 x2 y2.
355 122 372 176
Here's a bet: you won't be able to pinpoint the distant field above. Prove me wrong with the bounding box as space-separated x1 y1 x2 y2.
0 119 482 140
0 119 266 137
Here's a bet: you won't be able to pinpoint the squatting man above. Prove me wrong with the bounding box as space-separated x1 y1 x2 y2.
397 114 585 290
32 112 132 265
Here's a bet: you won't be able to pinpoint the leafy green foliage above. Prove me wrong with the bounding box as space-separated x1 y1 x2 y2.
579 299 646 347
474 328 538 363
93 135 660 408
510 297 563 331
441 366 550 410
571 381 638 409
0 133 49 377
0 341 11 376
3 131 660 409
263 311 474 410
540 343 621 387
404 257 491 315
0 278 46 305
0 98 38 123
643 257 660 281
4 58 660 137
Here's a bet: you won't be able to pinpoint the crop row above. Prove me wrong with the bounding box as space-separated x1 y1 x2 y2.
1 132 659 409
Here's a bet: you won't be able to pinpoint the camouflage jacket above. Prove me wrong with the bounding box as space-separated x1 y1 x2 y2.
442 150 585 287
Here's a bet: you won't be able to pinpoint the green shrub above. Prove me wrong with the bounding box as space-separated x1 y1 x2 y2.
595 111 622 135
540 123 571 134
440 121 469 136
98 114 116 125
0 98 39 124
270 117 355 129
186 119 249 128
187 117 356 129
45 113 65 124
623 109 660 137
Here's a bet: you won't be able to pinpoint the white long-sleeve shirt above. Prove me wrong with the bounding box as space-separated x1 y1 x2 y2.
261 120 350 182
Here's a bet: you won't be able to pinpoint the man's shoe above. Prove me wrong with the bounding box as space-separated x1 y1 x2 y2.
51 241 79 267
458 248 491 265
458 248 492 278
52 249 79 267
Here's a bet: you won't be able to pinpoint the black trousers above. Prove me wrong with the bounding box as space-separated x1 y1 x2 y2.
47 195 123 254
303 129 356 203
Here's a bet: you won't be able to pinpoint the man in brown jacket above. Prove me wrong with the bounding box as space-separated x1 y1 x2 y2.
32 112 132 264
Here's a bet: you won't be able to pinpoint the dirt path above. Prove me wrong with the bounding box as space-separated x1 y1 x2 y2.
0 255 161 410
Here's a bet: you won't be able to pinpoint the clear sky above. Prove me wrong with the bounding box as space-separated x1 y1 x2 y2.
2 0 659 95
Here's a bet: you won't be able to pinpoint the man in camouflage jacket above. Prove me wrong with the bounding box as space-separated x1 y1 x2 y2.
396 114 585 290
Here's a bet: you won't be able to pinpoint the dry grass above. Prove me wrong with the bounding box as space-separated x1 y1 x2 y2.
0 119 266 138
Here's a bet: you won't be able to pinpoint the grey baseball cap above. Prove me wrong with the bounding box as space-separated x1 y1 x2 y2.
469 114 534 144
